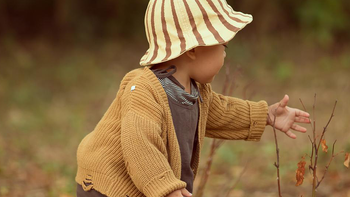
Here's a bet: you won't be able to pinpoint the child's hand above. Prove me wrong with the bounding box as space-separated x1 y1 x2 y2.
267 95 310 139
166 188 192 197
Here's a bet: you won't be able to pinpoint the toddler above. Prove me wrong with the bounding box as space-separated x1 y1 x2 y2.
75 0 310 196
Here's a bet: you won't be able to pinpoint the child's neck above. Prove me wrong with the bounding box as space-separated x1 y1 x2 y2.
172 67 191 93
152 63 192 94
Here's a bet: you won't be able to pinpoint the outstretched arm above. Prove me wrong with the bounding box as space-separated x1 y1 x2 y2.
205 84 268 141
267 95 310 139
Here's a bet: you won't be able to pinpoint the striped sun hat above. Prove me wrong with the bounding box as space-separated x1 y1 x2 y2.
139 0 253 66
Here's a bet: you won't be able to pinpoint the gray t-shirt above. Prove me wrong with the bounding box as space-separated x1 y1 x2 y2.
151 65 201 193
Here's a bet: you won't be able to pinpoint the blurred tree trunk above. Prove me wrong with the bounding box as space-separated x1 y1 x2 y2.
54 0 71 40
0 1 9 34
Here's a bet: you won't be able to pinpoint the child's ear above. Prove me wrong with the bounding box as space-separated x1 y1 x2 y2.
185 48 196 60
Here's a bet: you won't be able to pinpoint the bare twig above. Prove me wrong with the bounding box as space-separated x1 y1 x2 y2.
307 135 313 144
313 94 316 143
195 139 218 197
221 65 230 96
196 64 263 196
299 98 315 131
316 140 344 189
228 67 241 96
214 139 225 149
242 81 256 100
270 110 282 197
307 135 314 172
311 100 337 197
311 94 318 197
299 96 341 197
196 65 238 196
299 98 315 169
317 101 337 150
224 161 250 197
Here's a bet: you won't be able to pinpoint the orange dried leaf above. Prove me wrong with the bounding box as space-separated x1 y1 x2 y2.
296 157 306 186
321 139 328 153
345 153 350 168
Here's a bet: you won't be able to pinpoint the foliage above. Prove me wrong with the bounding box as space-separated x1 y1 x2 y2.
1 1 350 196
1 0 349 44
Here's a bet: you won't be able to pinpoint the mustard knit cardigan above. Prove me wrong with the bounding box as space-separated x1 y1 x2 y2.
75 67 268 197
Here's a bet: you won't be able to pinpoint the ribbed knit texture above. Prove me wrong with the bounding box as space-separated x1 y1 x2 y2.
75 67 268 197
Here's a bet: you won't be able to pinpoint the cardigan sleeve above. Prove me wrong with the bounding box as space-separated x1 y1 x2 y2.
120 82 186 197
205 86 268 141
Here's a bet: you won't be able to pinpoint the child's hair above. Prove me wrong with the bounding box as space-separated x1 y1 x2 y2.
140 0 253 66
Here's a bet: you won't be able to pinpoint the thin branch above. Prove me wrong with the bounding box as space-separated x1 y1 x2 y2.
195 139 218 197
221 65 230 96
224 161 250 197
316 140 344 189
197 64 234 196
270 110 282 197
312 99 337 197
228 67 241 96
299 98 316 170
299 98 315 132
307 135 314 172
242 82 256 100
313 94 316 143
316 101 338 158
310 94 318 197
214 139 225 149
299 97 338 197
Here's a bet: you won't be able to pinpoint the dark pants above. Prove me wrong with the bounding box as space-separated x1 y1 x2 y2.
76 183 107 197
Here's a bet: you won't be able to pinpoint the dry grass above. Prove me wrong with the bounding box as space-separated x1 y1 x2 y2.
1 36 349 196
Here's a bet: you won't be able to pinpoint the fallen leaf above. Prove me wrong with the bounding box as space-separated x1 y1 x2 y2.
321 139 328 153
296 157 306 186
344 153 349 168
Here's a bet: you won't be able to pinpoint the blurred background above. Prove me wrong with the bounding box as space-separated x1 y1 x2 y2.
1 0 350 196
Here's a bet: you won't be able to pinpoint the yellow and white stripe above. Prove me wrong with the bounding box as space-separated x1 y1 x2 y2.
140 0 253 66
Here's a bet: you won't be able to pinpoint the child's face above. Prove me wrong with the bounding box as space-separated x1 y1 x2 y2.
189 43 227 84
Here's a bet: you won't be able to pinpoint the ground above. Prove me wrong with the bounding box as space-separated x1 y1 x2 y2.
1 35 349 196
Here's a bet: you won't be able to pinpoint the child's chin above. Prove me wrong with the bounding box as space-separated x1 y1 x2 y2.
195 76 215 84
209 75 216 82
204 77 215 84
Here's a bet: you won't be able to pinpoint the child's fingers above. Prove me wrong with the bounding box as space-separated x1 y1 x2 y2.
291 124 307 133
295 109 310 117
295 117 311 123
285 130 297 139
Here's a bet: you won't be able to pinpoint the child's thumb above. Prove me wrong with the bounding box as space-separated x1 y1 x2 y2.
181 188 192 197
279 94 289 108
